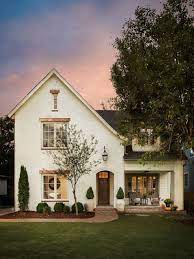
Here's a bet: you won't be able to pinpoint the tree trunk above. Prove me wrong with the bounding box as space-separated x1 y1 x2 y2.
73 189 78 216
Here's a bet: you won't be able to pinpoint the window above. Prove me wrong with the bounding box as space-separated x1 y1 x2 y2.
42 174 67 200
53 94 58 110
98 172 109 179
125 174 159 198
42 122 67 148
139 128 155 145
0 179 7 195
50 89 60 111
184 173 189 188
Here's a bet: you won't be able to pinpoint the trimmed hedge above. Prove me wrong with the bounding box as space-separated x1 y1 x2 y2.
54 202 65 212
43 205 51 214
64 205 70 214
36 202 50 213
72 202 84 213
116 187 124 199
86 187 94 199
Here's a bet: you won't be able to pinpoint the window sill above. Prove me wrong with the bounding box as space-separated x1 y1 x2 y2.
42 199 69 202
41 147 66 150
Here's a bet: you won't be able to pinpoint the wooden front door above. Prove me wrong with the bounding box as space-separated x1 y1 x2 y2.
98 172 109 205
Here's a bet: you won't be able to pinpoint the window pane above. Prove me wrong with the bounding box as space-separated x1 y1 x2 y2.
56 124 67 146
43 176 56 199
43 123 54 148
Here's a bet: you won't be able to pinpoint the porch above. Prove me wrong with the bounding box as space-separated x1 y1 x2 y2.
124 160 184 210
125 173 160 206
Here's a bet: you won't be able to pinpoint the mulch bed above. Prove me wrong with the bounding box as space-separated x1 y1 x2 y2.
0 211 95 219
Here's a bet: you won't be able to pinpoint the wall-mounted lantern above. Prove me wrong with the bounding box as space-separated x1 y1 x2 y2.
102 146 108 161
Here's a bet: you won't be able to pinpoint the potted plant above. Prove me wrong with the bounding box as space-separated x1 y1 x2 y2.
171 205 178 211
164 198 173 211
85 187 94 212
116 187 125 212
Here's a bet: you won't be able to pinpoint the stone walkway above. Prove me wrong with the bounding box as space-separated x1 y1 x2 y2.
0 207 118 223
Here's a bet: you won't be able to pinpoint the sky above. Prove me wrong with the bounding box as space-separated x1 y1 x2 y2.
0 0 163 116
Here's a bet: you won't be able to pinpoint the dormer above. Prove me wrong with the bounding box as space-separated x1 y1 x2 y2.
132 128 160 152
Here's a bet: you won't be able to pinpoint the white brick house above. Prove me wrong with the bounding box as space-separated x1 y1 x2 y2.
8 69 184 211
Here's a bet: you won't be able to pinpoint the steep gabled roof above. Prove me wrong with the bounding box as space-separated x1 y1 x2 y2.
96 110 118 131
8 69 119 137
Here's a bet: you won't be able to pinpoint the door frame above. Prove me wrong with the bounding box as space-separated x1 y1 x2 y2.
97 171 110 205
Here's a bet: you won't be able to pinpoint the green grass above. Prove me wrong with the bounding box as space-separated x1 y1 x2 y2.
0 215 194 258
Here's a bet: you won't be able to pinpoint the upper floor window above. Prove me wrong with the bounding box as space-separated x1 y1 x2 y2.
138 128 155 145
41 120 69 149
50 89 60 111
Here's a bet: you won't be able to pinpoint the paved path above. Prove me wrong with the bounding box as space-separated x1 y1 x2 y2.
0 208 14 216
0 207 118 223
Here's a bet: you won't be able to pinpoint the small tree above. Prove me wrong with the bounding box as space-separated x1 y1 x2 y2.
18 166 29 211
49 124 100 215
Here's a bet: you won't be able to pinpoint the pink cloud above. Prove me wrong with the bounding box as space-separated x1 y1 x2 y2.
0 0 163 116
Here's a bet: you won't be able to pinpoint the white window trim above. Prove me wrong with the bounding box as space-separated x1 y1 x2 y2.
41 174 68 202
41 122 67 150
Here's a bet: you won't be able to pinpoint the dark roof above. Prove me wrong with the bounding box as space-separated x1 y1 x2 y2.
95 110 118 131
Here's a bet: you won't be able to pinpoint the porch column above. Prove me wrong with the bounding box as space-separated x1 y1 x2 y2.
173 161 184 210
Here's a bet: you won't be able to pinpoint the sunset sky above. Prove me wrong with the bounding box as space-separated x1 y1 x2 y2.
0 0 163 116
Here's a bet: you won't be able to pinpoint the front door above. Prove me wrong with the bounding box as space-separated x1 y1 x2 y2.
98 172 109 205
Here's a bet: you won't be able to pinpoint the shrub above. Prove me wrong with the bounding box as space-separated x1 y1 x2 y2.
86 187 94 199
43 205 51 214
171 205 178 211
36 202 49 213
18 166 29 211
116 187 124 199
64 205 70 214
54 202 65 212
72 202 84 213
164 198 173 207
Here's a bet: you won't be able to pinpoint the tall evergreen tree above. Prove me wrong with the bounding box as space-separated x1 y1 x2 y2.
18 166 29 211
111 0 194 157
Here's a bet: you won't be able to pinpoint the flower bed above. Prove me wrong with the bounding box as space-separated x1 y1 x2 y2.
0 211 95 219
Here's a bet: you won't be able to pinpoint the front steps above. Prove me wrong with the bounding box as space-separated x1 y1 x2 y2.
95 206 118 218
125 205 162 214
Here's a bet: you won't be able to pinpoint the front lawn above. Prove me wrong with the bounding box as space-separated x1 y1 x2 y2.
0 215 194 258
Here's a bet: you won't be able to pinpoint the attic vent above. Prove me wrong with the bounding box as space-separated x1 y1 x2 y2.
50 89 60 111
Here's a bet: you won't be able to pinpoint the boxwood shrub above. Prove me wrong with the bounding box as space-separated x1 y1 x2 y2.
54 202 65 212
36 202 50 213
64 205 70 214
43 205 51 214
72 202 84 213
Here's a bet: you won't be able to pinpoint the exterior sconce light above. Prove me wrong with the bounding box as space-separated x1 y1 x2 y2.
102 146 108 161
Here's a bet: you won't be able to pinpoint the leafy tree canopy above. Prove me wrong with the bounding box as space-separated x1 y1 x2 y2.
0 116 14 170
111 0 194 156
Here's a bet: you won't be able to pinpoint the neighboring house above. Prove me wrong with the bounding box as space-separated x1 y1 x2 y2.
8 69 184 211
184 161 194 211
0 172 14 207
0 174 8 206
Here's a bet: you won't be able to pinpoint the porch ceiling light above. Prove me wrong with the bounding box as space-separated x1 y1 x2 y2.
102 146 108 161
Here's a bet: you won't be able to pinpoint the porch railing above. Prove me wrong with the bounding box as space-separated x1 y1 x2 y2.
128 191 160 206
